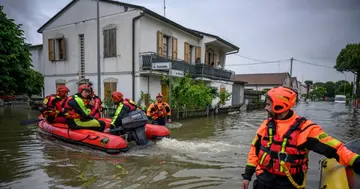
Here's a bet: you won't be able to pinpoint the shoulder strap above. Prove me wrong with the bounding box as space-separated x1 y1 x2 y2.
266 118 276 147
283 117 307 139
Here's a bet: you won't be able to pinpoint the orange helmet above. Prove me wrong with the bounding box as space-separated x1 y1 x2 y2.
156 93 163 98
78 84 91 93
266 86 297 114
112 92 123 103
56 85 69 97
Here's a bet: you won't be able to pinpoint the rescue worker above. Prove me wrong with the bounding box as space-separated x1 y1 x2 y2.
63 84 105 131
39 85 69 123
87 83 103 119
146 93 171 125
241 86 360 189
106 92 137 132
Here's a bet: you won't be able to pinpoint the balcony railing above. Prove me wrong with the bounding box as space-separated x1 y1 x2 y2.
139 52 233 80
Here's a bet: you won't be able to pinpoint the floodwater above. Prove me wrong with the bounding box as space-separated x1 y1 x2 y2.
0 101 359 189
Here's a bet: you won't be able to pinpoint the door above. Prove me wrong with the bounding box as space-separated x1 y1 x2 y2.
161 84 169 102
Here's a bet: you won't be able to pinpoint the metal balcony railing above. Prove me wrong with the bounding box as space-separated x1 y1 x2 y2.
139 52 233 80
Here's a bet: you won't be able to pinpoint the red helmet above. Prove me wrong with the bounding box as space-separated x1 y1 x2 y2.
156 93 163 98
78 84 91 93
112 92 123 102
266 86 297 114
56 85 69 97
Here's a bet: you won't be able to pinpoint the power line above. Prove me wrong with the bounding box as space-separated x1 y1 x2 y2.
293 59 335 69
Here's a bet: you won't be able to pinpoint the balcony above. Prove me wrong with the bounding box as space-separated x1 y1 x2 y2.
139 52 233 81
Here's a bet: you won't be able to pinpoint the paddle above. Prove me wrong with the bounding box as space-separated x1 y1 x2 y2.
19 118 44 126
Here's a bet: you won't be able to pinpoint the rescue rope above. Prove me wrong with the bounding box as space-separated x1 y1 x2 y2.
280 161 307 189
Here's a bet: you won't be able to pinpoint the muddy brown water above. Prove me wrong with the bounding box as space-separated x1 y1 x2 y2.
0 102 359 189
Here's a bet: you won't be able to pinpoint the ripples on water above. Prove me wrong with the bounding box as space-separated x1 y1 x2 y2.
0 102 359 189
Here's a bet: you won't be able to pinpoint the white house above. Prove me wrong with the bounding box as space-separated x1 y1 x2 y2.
36 0 239 107
233 72 292 91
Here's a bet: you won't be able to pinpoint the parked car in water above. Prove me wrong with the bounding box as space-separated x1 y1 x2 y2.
334 95 346 103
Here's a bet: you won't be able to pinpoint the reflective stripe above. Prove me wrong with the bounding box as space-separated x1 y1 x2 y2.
74 95 91 115
350 154 359 166
111 103 124 125
260 152 268 164
247 163 256 167
279 138 288 172
267 129 273 147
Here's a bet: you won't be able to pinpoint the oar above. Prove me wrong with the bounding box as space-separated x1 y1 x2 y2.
19 118 44 126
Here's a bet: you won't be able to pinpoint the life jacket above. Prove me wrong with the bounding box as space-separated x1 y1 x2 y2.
63 94 91 119
41 94 61 117
150 102 168 120
257 116 308 177
123 98 137 111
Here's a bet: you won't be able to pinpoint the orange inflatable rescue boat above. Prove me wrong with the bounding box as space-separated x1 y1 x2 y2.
37 110 170 154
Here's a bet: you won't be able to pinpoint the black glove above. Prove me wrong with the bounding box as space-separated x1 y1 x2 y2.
352 156 360 174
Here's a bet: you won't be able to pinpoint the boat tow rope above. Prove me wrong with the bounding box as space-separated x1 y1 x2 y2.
280 160 307 189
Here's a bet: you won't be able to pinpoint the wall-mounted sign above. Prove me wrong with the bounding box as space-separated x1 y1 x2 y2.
152 62 170 70
171 69 184 77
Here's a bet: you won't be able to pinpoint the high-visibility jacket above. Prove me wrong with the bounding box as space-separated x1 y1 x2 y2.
242 110 360 188
146 102 171 120
63 94 91 119
111 98 137 127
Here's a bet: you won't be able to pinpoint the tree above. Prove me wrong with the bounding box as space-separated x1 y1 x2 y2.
323 81 336 97
304 80 313 100
310 86 326 100
0 6 43 96
335 43 360 97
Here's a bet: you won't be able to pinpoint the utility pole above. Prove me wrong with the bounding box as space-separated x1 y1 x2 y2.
163 0 166 17
96 0 101 99
290 57 294 77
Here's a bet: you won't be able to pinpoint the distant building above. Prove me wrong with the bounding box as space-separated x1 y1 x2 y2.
233 72 293 91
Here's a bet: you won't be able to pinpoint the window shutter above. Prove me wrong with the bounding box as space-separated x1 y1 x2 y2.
195 47 201 63
60 37 66 60
48 39 55 61
157 31 163 56
172 37 178 60
205 50 209 65
111 29 116 57
104 82 111 98
184 42 190 63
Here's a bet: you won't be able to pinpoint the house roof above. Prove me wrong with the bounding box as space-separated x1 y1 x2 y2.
188 29 239 51
233 72 290 85
37 0 202 38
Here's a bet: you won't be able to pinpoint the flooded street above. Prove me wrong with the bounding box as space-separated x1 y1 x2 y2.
1 101 359 189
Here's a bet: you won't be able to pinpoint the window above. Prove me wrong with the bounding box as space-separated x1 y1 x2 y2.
103 28 117 57
162 35 170 58
205 48 217 66
48 37 66 61
104 82 117 98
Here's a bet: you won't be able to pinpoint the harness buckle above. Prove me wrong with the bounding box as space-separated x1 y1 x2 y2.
278 152 288 162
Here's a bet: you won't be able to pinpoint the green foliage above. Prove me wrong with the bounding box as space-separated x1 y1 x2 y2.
217 90 232 106
136 91 155 111
22 68 44 98
162 72 217 110
335 43 360 73
335 43 360 97
0 6 44 95
323 81 335 97
310 86 326 100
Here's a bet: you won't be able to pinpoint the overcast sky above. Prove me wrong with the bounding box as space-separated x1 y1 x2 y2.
2 0 360 83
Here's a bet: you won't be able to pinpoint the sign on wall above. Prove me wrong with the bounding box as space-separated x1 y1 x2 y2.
171 69 184 77
152 62 170 70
